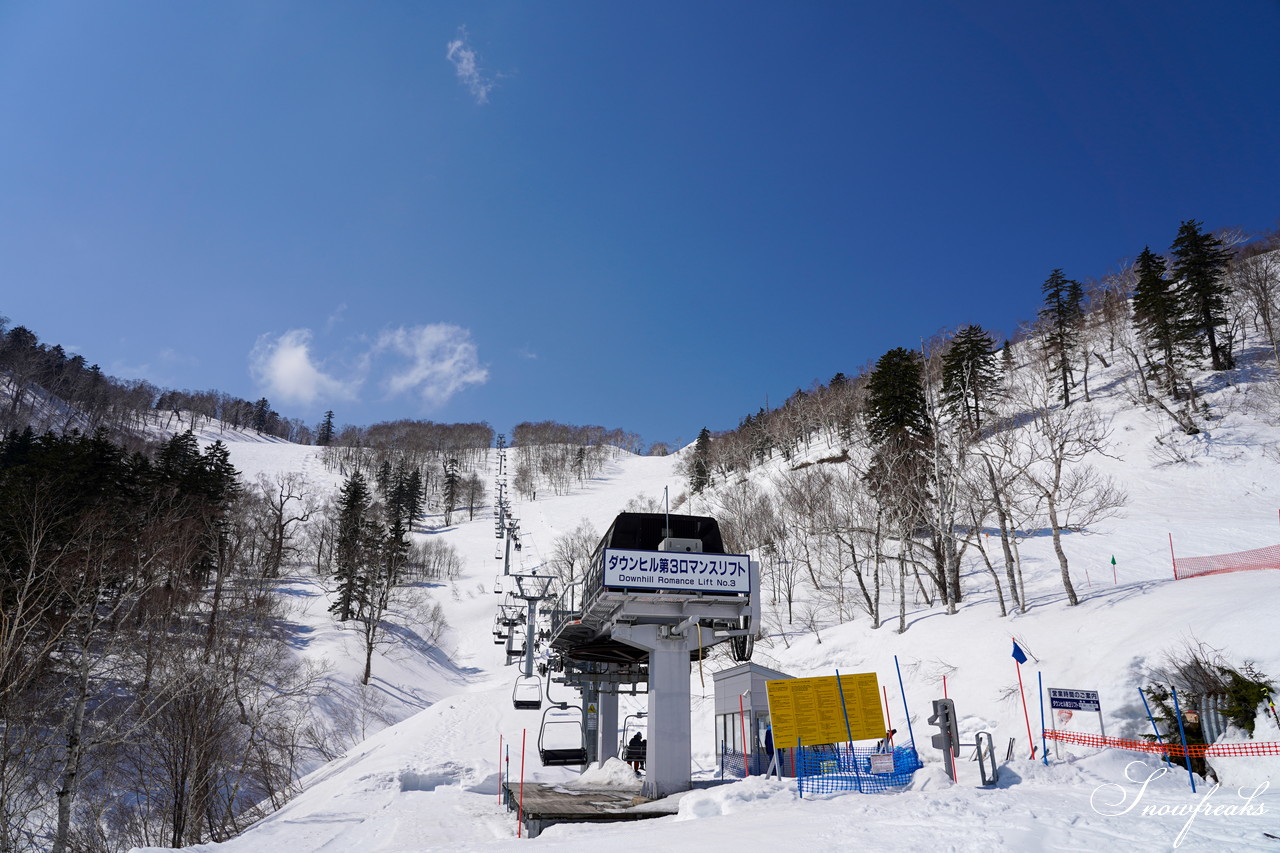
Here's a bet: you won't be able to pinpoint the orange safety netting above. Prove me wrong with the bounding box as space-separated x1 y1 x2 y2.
1173 542 1280 580
1044 729 1280 758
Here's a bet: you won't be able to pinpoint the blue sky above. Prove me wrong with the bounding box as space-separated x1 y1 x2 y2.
2 2 1277 449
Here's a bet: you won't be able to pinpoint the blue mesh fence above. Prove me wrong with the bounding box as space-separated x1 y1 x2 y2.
720 747 763 778
721 746 746 778
795 742 921 795
721 746 796 778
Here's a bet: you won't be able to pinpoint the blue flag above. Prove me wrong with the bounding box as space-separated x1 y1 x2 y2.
1012 641 1028 664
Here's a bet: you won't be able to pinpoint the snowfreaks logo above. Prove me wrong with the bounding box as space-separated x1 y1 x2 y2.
1090 762 1268 848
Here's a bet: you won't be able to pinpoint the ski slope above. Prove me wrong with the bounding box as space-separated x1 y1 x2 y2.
141 378 1280 852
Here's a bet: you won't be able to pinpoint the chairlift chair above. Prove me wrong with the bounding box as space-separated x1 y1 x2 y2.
512 675 543 711
538 703 588 767
620 712 648 764
505 627 526 659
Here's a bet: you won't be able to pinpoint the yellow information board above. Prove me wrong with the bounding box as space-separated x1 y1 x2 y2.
765 672 884 747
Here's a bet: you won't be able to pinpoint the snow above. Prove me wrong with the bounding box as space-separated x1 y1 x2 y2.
564 758 643 791
130 354 1280 852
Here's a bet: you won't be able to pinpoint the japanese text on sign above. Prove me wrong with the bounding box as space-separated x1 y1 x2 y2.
602 547 751 593
766 673 885 747
1048 688 1101 712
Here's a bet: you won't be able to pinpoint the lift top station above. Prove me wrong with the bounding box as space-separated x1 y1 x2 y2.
546 512 758 799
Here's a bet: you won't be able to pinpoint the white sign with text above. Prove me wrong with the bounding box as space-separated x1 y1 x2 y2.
602 548 751 593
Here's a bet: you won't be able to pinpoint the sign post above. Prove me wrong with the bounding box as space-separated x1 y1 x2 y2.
1047 687 1105 748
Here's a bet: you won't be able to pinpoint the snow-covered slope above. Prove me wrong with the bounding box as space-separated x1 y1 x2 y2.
134 356 1280 852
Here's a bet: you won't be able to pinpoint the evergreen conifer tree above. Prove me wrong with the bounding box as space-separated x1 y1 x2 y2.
941 325 999 431
252 398 272 433
331 471 372 621
404 468 424 531
382 508 410 587
1132 246 1198 398
689 427 712 493
864 347 930 445
442 458 459 526
1170 219 1235 370
1038 269 1084 407
748 408 773 464
316 411 335 446
862 347 932 538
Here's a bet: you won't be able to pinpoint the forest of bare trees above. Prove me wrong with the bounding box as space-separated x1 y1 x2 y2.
509 421 642 500
0 420 472 851
686 223 1278 640
0 429 336 851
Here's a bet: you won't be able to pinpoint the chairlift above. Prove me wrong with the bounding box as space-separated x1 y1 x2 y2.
505 626 526 659
493 576 503 595
538 703 588 767
512 675 543 711
620 711 648 765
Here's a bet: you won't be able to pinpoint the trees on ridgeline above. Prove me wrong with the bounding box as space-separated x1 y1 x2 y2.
1038 269 1085 408
1171 219 1236 371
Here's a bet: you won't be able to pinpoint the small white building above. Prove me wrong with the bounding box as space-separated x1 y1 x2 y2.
712 661 794 776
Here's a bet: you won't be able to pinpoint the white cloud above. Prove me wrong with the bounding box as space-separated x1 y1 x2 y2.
324 303 348 333
374 324 488 407
249 329 359 405
447 28 495 104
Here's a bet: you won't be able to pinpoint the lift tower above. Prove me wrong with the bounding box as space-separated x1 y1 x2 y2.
546 512 758 799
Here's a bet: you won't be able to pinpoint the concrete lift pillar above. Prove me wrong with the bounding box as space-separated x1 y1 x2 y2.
612 619 715 799
597 681 619 763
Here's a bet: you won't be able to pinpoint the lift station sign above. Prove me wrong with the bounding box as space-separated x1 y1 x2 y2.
602 548 751 593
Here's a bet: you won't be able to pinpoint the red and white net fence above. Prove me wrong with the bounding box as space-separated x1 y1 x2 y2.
1173 542 1280 580
1045 729 1280 759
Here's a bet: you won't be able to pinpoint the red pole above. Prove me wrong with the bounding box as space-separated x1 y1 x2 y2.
941 676 956 780
498 734 503 804
882 685 894 746
739 693 751 777
518 728 526 838
1169 532 1177 579
1015 659 1036 760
